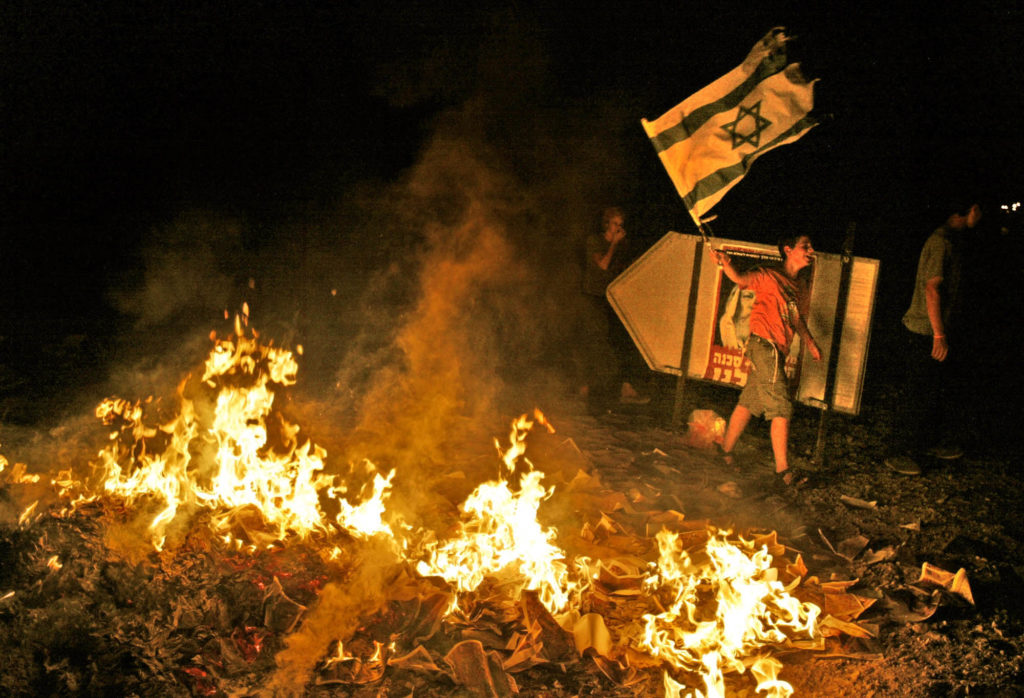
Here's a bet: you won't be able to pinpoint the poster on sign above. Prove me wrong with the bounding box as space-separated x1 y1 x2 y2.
702 244 806 389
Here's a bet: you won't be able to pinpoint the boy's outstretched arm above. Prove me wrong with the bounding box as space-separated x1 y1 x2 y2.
708 247 752 286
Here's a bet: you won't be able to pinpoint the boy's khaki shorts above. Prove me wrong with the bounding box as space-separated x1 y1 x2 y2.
738 335 792 420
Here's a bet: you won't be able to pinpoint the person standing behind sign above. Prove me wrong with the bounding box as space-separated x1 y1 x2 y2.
581 207 649 408
709 235 821 487
884 200 982 476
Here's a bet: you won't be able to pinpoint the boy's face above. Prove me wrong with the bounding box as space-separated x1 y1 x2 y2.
785 236 815 270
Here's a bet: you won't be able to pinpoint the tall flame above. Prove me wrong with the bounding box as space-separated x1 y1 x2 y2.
415 410 576 615
92 317 395 549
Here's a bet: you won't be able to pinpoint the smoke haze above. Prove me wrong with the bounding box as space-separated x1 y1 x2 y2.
0 12 652 539
65 12 641 469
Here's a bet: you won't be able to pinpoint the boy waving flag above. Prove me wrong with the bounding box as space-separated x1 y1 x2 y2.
642 28 817 227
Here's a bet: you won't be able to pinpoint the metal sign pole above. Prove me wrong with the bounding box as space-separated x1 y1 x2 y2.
671 222 711 427
812 222 857 467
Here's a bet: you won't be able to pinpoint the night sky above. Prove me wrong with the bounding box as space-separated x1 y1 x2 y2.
3 2 1023 409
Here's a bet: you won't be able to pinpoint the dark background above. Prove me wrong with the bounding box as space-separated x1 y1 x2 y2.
2 1 1022 424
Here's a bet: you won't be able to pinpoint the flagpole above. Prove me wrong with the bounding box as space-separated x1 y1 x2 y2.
697 214 717 247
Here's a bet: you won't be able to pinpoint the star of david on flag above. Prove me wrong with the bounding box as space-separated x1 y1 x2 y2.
722 102 772 148
641 28 818 227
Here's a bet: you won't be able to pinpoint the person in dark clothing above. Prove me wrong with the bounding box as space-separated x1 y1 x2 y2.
885 200 982 476
580 207 649 407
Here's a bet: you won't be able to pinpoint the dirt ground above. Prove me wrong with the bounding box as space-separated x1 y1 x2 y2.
541 372 1024 697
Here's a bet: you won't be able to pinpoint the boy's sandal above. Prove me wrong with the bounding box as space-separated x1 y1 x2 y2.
720 450 739 470
775 468 809 489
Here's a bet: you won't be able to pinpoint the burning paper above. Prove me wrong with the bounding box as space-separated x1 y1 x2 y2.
638 528 821 698
415 411 579 617
90 318 399 550
0 321 882 697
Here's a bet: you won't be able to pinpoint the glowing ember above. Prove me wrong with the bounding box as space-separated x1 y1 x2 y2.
18 500 38 527
2 459 41 484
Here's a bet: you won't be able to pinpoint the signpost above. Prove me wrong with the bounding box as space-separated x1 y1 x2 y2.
607 231 879 464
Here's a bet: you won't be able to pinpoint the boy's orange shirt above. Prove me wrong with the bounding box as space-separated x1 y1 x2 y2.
740 267 809 357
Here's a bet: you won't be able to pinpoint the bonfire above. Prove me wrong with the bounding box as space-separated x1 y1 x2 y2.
0 320 883 697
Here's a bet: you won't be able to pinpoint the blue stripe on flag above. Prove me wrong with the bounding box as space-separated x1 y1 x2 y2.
682 115 818 212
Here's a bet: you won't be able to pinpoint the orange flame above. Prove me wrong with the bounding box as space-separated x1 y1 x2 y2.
91 318 397 549
640 529 820 697
416 410 576 616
